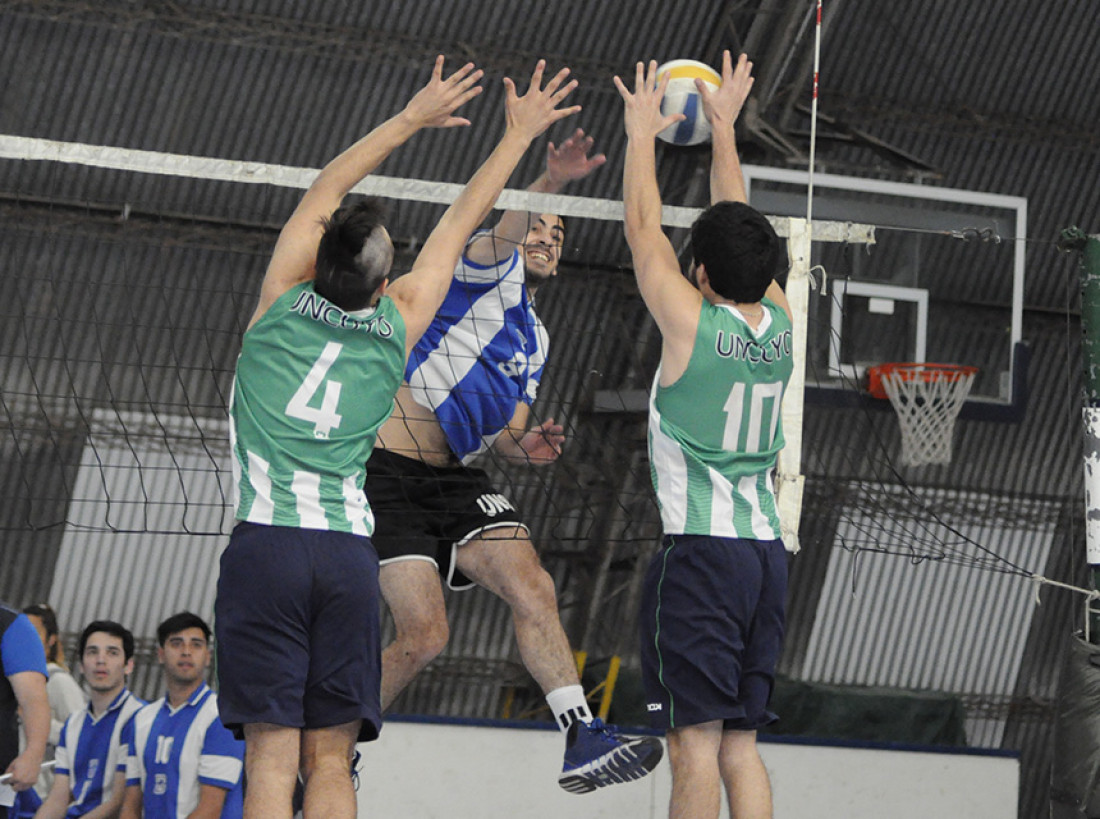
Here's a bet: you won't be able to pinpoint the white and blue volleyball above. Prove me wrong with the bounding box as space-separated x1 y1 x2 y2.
656 59 722 146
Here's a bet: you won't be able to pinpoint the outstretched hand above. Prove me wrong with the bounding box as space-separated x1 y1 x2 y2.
503 61 583 143
403 55 484 129
696 50 754 129
517 418 565 465
614 60 683 141
546 128 607 186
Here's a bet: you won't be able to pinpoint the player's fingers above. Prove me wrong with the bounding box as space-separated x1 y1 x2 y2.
431 54 445 82
527 59 547 92
657 68 673 97
549 103 583 122
550 78 579 105
502 76 518 102
451 65 483 91
613 74 630 99
647 60 660 90
543 66 573 96
443 116 472 128
452 84 483 108
735 53 753 81
634 61 645 91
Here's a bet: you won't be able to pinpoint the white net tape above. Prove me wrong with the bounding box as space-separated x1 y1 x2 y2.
880 365 977 467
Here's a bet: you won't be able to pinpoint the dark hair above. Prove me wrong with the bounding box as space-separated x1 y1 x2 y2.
78 620 136 661
314 198 392 311
689 201 781 302
22 603 61 664
156 612 211 646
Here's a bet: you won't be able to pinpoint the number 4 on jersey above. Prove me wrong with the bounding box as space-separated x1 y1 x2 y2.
286 342 344 439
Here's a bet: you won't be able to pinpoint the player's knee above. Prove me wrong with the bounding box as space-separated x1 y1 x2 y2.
300 750 352 785
300 737 357 783
417 616 450 660
397 616 449 664
719 729 760 767
503 562 559 617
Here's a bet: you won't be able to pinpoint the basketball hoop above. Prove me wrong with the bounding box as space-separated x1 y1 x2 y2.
866 363 978 467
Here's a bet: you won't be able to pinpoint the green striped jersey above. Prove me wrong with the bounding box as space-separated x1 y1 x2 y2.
648 298 793 539
230 282 406 534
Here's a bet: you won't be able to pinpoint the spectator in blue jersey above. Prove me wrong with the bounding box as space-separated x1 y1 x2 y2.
120 613 243 819
33 620 144 819
616 53 793 819
1 605 50 810
365 129 664 794
22 603 88 803
213 55 585 819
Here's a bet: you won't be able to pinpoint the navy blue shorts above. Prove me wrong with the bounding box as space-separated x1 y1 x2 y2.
214 522 382 742
365 448 526 590
639 534 788 731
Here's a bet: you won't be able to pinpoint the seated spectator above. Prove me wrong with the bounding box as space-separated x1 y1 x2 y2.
32 620 144 819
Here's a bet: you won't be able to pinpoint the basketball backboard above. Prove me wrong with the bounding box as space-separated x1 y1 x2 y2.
745 165 1027 420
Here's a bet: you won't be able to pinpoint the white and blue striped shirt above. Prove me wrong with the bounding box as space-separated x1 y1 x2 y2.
405 237 548 462
123 683 244 818
55 688 145 818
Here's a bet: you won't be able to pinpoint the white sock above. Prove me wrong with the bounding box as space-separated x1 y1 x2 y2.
546 685 593 734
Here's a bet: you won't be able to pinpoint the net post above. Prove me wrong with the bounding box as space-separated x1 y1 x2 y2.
777 217 811 553
1072 228 1100 641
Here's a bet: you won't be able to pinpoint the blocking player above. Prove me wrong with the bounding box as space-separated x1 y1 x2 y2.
120 613 243 819
366 130 665 793
213 55 586 818
616 52 794 819
33 621 144 819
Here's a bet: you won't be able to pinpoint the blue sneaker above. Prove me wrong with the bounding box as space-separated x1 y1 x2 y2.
558 718 664 794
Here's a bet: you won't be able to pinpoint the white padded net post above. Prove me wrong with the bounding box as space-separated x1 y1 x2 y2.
879 364 978 467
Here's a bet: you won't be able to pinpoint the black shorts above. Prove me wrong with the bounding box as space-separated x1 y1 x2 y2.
364 448 527 590
214 522 382 742
638 534 788 732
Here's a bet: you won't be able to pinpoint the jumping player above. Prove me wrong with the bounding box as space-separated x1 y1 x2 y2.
616 51 793 819
213 55 586 818
366 131 665 793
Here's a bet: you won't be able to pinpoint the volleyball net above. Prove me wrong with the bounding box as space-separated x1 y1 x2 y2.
0 136 1080 738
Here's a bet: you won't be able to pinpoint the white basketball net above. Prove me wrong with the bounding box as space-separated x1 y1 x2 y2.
880 365 977 467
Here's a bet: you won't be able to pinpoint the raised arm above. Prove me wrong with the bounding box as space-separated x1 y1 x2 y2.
465 128 606 266
388 61 582 350
698 51 755 205
701 53 791 322
614 60 703 347
248 55 484 329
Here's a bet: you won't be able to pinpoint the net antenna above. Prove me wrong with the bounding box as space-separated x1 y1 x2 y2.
867 363 978 467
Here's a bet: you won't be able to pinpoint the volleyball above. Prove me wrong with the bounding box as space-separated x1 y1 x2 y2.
656 59 722 146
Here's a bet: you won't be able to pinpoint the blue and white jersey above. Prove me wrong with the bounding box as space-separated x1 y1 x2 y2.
405 235 549 463
55 688 145 818
123 683 244 819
